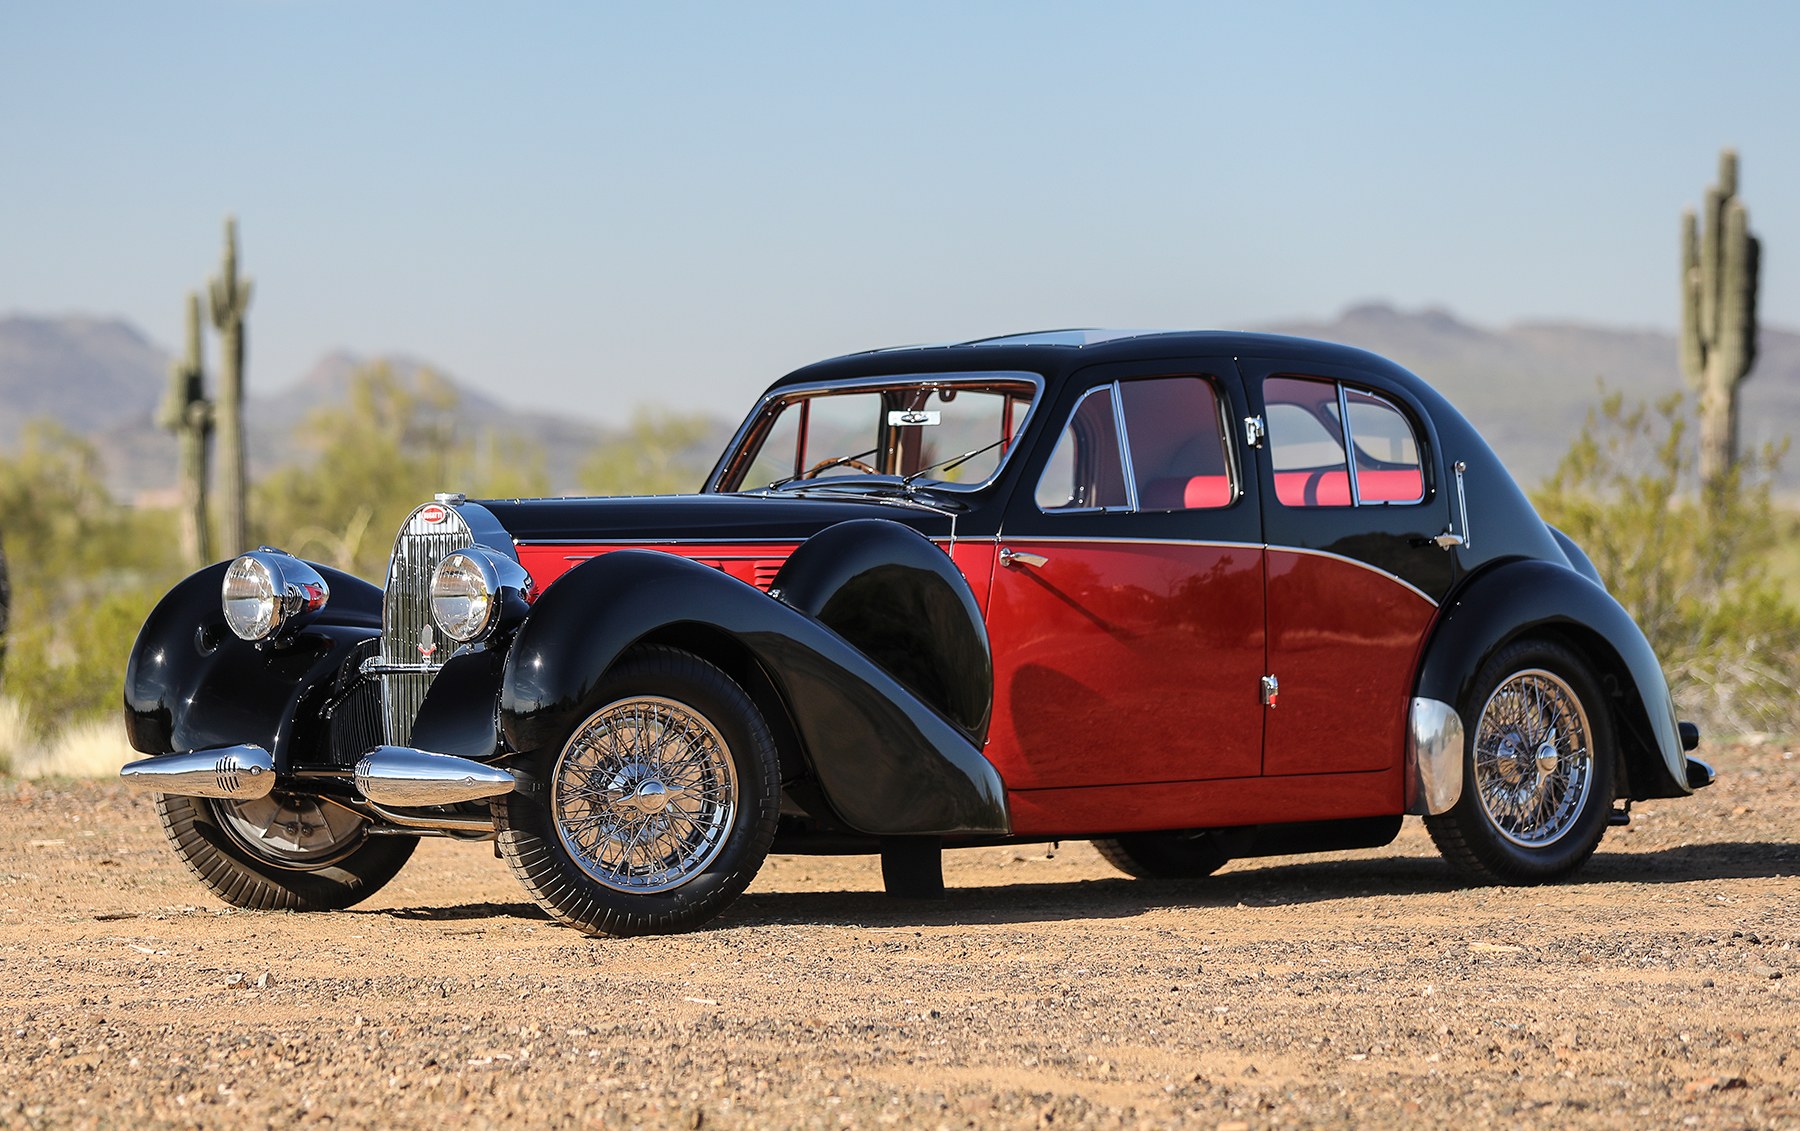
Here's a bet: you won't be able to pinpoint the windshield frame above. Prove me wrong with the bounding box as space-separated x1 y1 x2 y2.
706 370 1046 496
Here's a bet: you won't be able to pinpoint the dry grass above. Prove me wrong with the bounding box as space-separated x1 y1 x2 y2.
0 703 128 779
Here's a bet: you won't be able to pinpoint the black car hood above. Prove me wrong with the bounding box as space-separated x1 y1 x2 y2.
474 491 958 545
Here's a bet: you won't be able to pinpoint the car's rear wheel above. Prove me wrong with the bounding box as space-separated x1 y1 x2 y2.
1092 831 1229 879
494 646 780 937
1425 638 1615 882
155 791 416 911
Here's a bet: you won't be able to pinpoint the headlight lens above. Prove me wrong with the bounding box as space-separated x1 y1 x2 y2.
222 555 278 640
431 551 496 643
221 549 331 641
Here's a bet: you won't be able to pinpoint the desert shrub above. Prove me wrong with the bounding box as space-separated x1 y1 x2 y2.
1532 390 1800 737
0 424 186 743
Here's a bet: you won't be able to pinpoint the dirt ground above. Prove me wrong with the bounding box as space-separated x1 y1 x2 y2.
0 743 1796 1130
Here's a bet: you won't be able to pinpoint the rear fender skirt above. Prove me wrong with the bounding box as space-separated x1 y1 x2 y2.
769 518 992 742
1414 558 1689 799
123 560 382 769
499 549 1010 837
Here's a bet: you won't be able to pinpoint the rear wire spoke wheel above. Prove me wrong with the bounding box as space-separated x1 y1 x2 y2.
154 791 417 911
1425 639 1615 883
496 646 779 937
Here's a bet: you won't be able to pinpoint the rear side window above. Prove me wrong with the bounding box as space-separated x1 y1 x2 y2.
1036 376 1235 513
1264 376 1424 507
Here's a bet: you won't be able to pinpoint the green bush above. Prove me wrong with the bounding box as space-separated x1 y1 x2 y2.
0 424 187 741
1532 390 1800 737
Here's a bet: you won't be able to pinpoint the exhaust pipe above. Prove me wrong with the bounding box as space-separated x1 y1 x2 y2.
120 745 275 800
354 746 516 807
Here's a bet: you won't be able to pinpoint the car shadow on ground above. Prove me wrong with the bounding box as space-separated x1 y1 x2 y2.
356 840 1797 932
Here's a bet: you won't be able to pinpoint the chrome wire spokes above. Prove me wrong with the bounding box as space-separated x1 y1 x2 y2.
1472 669 1593 847
551 696 738 893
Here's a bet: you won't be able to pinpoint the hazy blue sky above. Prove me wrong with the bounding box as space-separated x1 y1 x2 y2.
3 1 1795 419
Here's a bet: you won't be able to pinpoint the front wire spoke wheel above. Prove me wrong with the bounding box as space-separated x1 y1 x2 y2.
551 694 739 894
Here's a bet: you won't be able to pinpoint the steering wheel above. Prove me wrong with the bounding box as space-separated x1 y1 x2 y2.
803 455 879 478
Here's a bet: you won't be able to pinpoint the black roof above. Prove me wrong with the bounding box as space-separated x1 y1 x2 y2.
766 329 1420 393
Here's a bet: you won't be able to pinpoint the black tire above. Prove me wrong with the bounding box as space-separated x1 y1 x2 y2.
1092 831 1229 879
155 792 416 911
1424 638 1616 883
494 646 780 937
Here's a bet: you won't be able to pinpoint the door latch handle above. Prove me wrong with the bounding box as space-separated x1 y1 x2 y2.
1431 530 1465 550
999 547 1048 569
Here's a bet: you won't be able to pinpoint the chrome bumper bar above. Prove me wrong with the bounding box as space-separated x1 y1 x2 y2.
121 744 516 808
119 745 276 800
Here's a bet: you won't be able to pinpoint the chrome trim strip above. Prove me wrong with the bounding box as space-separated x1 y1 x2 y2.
1107 381 1142 513
120 745 276 800
1405 697 1464 815
991 535 1442 608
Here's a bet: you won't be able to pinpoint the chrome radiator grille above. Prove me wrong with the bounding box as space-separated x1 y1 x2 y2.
379 502 474 745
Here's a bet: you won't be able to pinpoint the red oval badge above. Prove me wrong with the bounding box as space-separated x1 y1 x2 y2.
419 504 448 524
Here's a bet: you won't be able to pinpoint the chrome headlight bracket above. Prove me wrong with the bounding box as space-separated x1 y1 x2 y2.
221 548 331 642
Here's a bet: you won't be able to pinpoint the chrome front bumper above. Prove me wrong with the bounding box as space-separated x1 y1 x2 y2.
120 745 516 807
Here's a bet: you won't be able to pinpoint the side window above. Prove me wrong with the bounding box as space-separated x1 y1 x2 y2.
1119 378 1233 511
1035 377 1234 513
1264 376 1424 508
1035 386 1127 510
1344 389 1424 503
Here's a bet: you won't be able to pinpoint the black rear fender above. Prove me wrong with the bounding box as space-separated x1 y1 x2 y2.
1415 558 1689 799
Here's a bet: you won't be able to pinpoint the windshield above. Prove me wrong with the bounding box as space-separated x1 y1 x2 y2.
715 373 1040 494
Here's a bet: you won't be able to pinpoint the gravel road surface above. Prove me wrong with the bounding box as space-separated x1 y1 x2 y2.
1 742 1796 1129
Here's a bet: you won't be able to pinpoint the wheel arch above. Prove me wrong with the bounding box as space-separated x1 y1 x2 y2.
499 548 1009 836
1415 558 1690 800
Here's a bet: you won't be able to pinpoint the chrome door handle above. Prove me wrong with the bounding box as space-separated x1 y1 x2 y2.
999 547 1048 569
1431 530 1465 550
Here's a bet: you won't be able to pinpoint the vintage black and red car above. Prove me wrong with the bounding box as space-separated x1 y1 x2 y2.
122 329 1714 936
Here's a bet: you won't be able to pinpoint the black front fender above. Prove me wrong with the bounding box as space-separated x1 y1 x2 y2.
499 550 1009 837
1415 558 1689 799
123 560 382 767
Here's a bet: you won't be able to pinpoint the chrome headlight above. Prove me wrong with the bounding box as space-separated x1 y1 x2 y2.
430 547 534 644
221 549 331 642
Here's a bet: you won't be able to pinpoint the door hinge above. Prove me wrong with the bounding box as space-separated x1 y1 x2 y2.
1244 415 1266 448
1261 674 1279 708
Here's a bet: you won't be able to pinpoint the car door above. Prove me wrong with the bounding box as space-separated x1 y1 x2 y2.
1244 359 1455 777
983 360 1266 790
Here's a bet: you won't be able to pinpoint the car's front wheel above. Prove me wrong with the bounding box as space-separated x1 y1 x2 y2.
494 646 780 937
1424 638 1616 882
155 791 416 910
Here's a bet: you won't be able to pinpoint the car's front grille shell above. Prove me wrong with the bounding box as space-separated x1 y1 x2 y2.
379 503 474 745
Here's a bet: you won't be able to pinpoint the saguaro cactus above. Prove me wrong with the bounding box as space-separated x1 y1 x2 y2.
1680 148 1761 490
209 216 253 556
155 291 214 565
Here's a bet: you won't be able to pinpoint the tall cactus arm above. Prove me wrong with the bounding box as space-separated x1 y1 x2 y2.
1717 201 1756 385
1679 209 1704 390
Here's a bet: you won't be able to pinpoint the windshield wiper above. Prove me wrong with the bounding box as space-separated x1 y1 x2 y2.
900 436 1012 488
764 447 882 491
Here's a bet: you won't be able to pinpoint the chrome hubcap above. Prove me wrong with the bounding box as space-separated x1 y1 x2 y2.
1473 669 1593 848
552 696 738 894
215 793 367 869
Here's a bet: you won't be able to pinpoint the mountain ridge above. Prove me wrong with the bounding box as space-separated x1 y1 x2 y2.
4 305 1796 498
